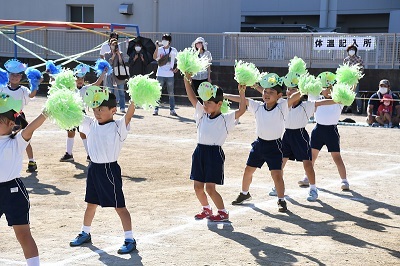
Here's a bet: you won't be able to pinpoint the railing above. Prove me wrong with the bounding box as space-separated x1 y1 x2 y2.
0 28 399 69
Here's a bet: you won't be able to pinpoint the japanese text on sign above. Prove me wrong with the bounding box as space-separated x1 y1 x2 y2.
313 37 375 50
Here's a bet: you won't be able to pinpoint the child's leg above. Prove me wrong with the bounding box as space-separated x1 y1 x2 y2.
311 148 320 166
194 180 208 206
79 132 88 154
330 152 347 179
83 203 98 227
270 170 284 198
383 113 391 123
115 207 132 232
26 143 33 160
303 160 316 185
241 166 257 192
281 158 289 170
13 224 39 260
66 130 76 155
205 183 224 210
375 115 384 125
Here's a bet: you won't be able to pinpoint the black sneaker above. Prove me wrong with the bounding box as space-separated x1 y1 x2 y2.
278 199 288 212
232 192 252 205
26 161 37 173
60 152 74 162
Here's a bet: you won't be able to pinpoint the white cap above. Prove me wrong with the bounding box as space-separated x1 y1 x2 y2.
192 37 207 50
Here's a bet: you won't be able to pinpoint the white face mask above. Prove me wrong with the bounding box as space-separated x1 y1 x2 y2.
135 46 142 52
161 40 169 47
348 50 356 56
379 86 388 94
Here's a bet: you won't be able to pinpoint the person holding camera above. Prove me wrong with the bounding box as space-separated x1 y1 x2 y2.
104 38 127 112
152 33 178 116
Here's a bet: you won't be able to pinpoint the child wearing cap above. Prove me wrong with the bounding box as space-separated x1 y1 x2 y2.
59 64 107 162
376 94 393 128
0 59 39 173
0 94 48 266
69 90 137 254
183 73 246 222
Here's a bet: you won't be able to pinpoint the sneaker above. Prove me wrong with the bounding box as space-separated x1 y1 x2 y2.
153 109 158 116
170 110 178 116
277 199 288 212
120 109 126 113
69 231 91 246
60 152 74 162
194 207 213 220
86 155 91 163
389 122 393 128
209 210 229 222
117 239 136 254
384 124 389 128
307 189 318 202
26 161 37 173
371 122 380 127
231 192 252 205
298 177 310 187
268 187 277 196
341 181 350 190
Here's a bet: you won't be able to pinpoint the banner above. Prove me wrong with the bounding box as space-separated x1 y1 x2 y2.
313 36 375 50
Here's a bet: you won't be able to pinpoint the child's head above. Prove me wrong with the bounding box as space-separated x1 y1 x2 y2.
203 86 224 114
285 86 298 98
0 110 16 135
262 85 283 104
381 94 393 106
321 86 332 98
93 93 117 123
4 59 27 86
8 72 23 86
74 63 90 88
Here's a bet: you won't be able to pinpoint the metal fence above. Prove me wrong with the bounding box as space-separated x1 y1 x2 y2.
0 28 399 69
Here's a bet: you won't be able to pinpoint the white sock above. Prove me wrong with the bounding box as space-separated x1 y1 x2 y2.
310 184 317 190
26 256 40 266
81 225 91 234
124 230 133 240
29 158 35 162
82 139 89 154
341 178 348 183
203 205 211 210
241 191 249 195
66 137 74 155
278 197 285 201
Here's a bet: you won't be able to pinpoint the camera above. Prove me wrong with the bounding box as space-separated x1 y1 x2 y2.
156 40 163 47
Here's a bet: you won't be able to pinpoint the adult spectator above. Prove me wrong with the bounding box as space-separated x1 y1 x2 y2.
343 44 364 114
104 38 127 113
100 32 119 59
367 79 400 127
191 37 212 91
128 41 149 77
153 33 178 116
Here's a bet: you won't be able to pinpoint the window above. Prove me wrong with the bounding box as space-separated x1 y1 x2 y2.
69 5 94 23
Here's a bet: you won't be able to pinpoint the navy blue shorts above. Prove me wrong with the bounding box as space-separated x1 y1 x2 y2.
0 178 30 226
282 128 312 161
246 138 283 170
85 162 126 208
190 144 225 185
310 124 340 152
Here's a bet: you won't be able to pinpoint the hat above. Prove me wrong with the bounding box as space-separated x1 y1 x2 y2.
192 37 208 50
379 79 390 86
99 92 117 108
4 59 27 74
84 86 111 108
198 82 223 103
260 73 283 91
0 93 22 114
381 94 393 102
74 63 90 78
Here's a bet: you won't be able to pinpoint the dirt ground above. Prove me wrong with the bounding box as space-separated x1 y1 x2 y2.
0 96 399 266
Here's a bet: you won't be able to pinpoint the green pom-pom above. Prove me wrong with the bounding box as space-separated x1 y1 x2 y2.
44 89 84 130
49 69 76 93
220 99 231 114
127 74 162 110
234 60 260 86
335 63 364 87
288 56 307 75
332 83 356 106
298 73 322 96
176 48 210 75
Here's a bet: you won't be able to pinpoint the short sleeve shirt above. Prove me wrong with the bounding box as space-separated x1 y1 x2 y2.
285 101 315 129
314 103 343 125
0 132 29 182
0 85 31 110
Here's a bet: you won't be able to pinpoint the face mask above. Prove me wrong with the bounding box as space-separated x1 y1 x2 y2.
348 50 356 56
379 86 388 94
383 101 390 106
161 40 169 46
135 46 142 52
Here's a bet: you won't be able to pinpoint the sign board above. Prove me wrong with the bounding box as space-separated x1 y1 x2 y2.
313 37 375 50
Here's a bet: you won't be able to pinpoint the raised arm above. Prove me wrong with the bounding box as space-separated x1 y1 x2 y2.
21 113 47 141
315 99 335 107
183 73 198 108
287 91 301 108
224 93 250 106
153 46 159 60
124 100 136 126
91 69 107 86
235 84 247 119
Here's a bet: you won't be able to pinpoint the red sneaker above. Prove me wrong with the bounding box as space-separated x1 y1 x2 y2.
209 210 229 222
194 208 212 220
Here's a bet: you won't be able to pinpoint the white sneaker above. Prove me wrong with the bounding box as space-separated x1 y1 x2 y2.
341 181 350 190
268 187 277 196
307 189 318 202
298 177 310 187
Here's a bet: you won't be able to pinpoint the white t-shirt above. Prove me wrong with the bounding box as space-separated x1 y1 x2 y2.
248 98 289 140
285 101 315 129
80 115 130 163
314 103 344 125
99 42 110 56
156 46 177 78
0 132 29 183
0 85 31 110
195 102 237 146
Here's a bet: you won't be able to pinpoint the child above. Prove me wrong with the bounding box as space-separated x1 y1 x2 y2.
59 64 106 162
0 94 48 266
0 59 38 172
227 74 301 212
69 91 137 254
375 94 393 128
298 85 349 190
183 74 246 222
